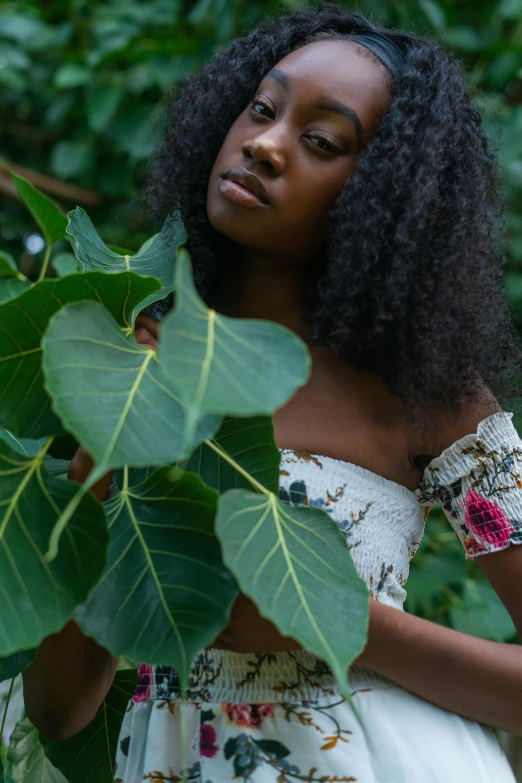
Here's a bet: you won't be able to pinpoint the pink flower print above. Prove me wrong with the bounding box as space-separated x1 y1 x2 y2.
463 487 514 547
132 664 152 703
224 702 276 729
200 723 219 758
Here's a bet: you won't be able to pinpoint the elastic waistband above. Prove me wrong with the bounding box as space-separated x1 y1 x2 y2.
132 648 394 705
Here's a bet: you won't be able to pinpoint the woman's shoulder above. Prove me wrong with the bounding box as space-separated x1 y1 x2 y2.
414 384 504 465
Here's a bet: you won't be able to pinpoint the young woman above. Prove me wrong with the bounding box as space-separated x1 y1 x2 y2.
23 3 522 781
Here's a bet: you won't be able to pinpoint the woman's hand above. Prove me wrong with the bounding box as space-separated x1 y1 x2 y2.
67 312 161 500
133 312 159 351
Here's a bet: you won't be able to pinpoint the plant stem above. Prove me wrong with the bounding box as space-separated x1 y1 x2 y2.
0 677 15 742
203 438 268 494
37 243 51 282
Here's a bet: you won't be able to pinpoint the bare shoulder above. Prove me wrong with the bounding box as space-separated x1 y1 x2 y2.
414 381 504 463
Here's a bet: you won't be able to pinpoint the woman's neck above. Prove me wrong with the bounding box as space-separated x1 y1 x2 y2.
211 248 320 343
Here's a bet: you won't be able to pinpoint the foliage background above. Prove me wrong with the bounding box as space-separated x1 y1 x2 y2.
1 0 522 776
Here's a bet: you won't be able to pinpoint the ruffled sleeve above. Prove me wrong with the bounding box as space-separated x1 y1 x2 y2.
414 411 522 558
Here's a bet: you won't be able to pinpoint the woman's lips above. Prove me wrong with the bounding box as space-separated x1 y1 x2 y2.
219 179 269 208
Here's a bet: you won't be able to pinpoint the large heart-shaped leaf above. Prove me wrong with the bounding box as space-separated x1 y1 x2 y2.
183 415 281 493
0 649 37 682
42 301 221 474
216 489 369 702
159 250 311 421
6 717 67 783
66 206 187 312
0 160 67 249
41 669 137 783
0 437 108 655
74 468 237 691
0 271 160 439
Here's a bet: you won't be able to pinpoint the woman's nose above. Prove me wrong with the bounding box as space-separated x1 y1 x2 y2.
241 132 286 176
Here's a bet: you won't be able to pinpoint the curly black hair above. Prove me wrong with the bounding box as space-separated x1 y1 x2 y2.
130 1 522 435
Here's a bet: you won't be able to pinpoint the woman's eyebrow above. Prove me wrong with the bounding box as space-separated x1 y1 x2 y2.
264 68 363 152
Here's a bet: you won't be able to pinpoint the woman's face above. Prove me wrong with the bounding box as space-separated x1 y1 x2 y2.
206 38 392 264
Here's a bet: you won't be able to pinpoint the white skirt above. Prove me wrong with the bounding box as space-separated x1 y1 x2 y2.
114 648 516 783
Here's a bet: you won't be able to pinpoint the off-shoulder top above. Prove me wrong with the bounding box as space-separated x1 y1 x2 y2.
279 411 522 610
138 303 522 611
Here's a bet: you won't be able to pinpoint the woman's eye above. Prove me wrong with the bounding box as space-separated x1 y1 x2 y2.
307 136 342 155
250 99 272 116
249 99 342 155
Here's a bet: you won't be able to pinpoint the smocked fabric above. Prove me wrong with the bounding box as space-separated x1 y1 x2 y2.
278 448 424 611
113 409 522 781
414 411 522 558
114 648 515 783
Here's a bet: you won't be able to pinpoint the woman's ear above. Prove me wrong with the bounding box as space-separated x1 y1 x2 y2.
134 312 160 351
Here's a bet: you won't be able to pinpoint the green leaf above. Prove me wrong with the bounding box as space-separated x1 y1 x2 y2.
50 253 80 277
50 140 95 180
66 206 187 313
184 415 281 493
418 0 447 30
0 279 31 305
0 432 47 457
440 26 493 52
498 0 522 20
405 552 467 616
0 161 67 249
53 63 90 89
449 579 516 642
106 244 134 256
112 104 160 160
0 271 160 439
0 649 37 682
42 301 222 470
0 438 108 655
6 717 67 783
74 468 238 689
86 82 123 132
159 250 311 418
0 252 20 278
41 669 137 783
216 488 369 701
0 67 27 91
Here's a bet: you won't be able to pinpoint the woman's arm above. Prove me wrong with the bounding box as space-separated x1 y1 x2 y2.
22 619 120 742
356 545 522 736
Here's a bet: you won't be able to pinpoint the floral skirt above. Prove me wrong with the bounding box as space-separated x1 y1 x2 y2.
114 648 515 783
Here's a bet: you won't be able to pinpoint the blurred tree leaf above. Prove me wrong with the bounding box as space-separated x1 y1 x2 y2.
85 82 124 132
53 64 91 90
449 579 517 642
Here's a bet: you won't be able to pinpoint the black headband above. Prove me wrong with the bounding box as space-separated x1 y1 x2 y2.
345 30 406 81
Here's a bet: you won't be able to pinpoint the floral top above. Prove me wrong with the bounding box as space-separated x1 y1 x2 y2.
279 411 522 609
414 410 522 558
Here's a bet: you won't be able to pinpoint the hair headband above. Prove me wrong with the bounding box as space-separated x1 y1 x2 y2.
344 30 406 81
